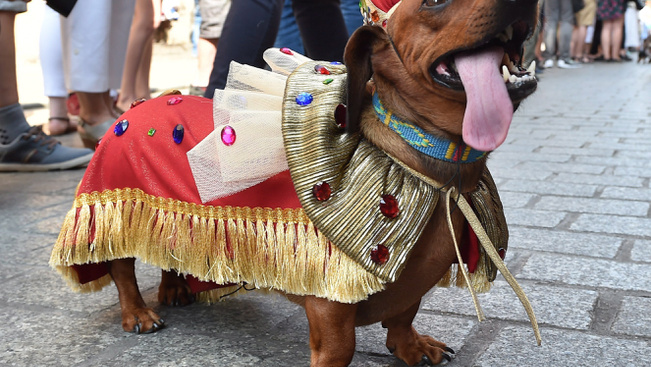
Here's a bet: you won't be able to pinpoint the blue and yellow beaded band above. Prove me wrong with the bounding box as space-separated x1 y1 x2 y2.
372 92 487 163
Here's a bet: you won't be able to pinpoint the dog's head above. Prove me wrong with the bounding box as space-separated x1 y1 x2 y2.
345 0 539 152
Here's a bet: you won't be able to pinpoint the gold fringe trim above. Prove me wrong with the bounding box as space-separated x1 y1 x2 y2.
49 188 385 304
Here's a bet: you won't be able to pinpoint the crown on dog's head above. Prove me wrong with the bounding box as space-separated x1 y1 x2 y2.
360 0 402 28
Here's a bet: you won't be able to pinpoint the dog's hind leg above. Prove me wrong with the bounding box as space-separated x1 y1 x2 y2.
304 296 358 367
383 300 454 365
158 270 195 306
107 258 165 334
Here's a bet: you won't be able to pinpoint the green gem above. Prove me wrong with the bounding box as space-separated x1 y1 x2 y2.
148 128 156 136
323 78 334 85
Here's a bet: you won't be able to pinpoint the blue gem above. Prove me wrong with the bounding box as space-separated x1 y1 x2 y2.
330 61 342 65
173 124 184 144
114 119 129 136
295 92 313 106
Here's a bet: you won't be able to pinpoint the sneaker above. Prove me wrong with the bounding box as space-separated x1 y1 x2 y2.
543 59 554 68
0 126 94 172
557 58 582 69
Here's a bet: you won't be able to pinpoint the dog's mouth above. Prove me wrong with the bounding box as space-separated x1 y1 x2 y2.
429 21 536 99
428 20 537 152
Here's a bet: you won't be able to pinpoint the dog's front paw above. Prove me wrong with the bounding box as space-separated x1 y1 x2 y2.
386 326 454 365
121 307 165 334
158 270 195 306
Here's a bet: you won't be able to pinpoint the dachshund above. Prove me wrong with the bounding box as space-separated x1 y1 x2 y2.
58 0 539 365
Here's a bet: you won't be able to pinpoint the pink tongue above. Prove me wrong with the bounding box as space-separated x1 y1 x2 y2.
455 46 513 151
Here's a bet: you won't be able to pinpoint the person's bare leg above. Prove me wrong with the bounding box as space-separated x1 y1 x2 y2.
611 16 624 61
76 91 116 125
134 36 153 101
193 37 218 88
116 0 156 112
601 20 613 60
0 12 19 109
46 96 75 135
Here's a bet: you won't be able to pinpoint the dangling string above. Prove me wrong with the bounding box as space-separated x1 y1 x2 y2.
446 186 543 346
445 188 485 322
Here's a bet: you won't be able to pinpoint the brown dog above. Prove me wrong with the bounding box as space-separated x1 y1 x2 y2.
53 0 539 365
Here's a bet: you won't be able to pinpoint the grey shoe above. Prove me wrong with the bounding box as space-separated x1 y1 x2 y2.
0 126 94 172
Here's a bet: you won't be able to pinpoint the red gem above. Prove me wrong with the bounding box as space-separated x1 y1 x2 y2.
334 104 346 128
221 125 236 146
314 64 331 75
167 96 183 105
312 181 331 201
382 20 387 27
379 194 399 218
498 248 506 259
280 47 293 55
371 245 389 265
130 98 146 109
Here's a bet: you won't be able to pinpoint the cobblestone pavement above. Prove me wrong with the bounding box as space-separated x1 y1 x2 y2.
2 6 651 365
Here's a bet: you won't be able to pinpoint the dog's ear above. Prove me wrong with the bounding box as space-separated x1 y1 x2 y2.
344 26 389 134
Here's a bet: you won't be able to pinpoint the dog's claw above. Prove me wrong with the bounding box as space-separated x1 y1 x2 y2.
133 324 141 334
158 318 165 325
387 346 396 354
442 353 452 362
444 347 455 354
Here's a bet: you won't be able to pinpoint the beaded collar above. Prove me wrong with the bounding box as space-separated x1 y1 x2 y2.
372 93 487 163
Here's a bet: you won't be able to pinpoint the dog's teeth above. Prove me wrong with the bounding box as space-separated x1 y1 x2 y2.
498 33 509 43
509 60 518 73
502 65 511 82
505 25 514 41
527 60 536 76
509 74 517 83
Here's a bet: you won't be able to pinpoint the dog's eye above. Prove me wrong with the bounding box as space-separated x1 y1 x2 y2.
423 0 448 7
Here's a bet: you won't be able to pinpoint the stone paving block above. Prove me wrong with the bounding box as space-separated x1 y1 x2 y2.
570 214 651 237
631 240 651 263
517 161 606 174
538 146 616 157
590 141 651 152
612 296 651 338
489 151 571 163
475 326 651 367
552 172 645 187
499 179 598 197
498 192 536 209
503 208 566 228
423 281 597 330
0 266 121 314
511 138 587 148
519 253 651 292
0 308 123 367
574 155 651 168
105 332 265 366
0 170 84 194
601 187 651 201
508 227 622 258
534 196 649 216
0 231 58 266
616 149 651 160
486 166 553 181
614 165 651 178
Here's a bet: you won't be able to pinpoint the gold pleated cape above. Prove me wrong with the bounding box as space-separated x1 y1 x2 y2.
283 61 508 288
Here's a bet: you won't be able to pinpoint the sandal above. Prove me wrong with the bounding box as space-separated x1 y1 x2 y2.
78 118 116 150
46 117 77 136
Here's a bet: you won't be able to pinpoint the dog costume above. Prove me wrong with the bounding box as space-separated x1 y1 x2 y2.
50 44 512 302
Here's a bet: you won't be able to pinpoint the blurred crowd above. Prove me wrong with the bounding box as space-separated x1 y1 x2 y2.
0 0 649 173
